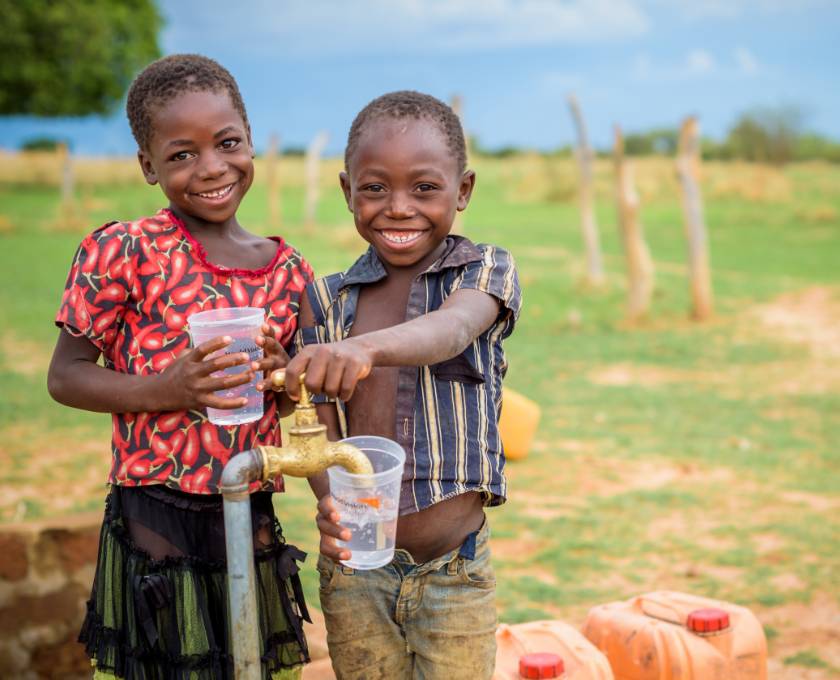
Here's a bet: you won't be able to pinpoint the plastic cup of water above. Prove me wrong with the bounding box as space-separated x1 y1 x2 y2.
187 306 265 426
328 436 406 570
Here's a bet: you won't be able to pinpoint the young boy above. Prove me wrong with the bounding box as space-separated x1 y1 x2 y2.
281 91 521 679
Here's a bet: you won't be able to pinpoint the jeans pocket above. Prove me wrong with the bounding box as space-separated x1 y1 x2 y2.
316 554 341 594
459 555 496 589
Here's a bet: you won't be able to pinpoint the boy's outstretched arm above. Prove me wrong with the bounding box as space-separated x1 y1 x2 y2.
284 287 500 402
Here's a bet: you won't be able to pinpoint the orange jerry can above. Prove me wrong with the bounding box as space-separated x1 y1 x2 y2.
499 387 541 461
494 620 615 679
582 591 767 680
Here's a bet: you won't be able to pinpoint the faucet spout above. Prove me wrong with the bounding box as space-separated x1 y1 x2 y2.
257 439 373 479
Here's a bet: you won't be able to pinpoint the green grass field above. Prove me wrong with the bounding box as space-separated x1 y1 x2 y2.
1 155 837 677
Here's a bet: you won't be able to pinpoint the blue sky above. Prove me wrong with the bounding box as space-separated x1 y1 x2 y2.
2 0 839 155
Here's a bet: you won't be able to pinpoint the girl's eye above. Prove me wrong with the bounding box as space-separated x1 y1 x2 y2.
220 138 240 150
416 183 437 192
363 184 385 193
170 150 193 162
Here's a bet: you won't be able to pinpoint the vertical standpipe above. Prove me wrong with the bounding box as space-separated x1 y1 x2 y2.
220 449 265 680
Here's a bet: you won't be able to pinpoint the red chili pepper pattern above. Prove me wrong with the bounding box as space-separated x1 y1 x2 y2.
55 209 313 494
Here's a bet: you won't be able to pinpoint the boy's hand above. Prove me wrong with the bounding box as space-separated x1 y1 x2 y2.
254 323 290 392
157 335 254 411
282 339 373 402
316 495 353 562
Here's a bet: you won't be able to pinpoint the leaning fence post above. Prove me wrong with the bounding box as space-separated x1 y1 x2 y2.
613 125 654 321
676 116 714 320
450 94 467 235
304 131 329 231
265 133 281 228
567 94 605 286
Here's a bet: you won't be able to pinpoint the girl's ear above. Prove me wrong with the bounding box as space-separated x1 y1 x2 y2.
339 171 353 212
456 169 476 211
137 150 158 186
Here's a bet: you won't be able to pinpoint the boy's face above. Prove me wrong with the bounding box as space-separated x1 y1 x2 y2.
340 117 475 269
137 90 254 225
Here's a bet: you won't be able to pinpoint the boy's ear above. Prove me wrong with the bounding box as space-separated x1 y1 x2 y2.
339 171 353 212
456 170 476 212
137 150 158 186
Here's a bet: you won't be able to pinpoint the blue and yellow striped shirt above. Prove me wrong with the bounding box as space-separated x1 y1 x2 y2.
295 236 521 515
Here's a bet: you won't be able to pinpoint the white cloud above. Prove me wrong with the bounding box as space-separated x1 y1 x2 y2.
734 47 759 75
632 47 767 82
686 49 715 74
633 49 716 80
649 0 832 20
161 0 650 56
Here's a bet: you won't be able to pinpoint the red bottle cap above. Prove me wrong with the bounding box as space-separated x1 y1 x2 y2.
519 652 565 678
687 608 730 633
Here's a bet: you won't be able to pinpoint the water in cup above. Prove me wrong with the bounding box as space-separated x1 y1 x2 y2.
332 494 399 568
187 306 265 426
327 436 406 570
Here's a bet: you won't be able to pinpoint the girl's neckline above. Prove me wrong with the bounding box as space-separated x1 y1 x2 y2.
163 208 286 277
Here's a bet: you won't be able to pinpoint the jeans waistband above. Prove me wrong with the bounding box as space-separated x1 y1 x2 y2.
391 517 489 576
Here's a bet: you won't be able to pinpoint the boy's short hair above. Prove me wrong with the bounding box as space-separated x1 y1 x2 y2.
345 91 467 174
126 54 249 150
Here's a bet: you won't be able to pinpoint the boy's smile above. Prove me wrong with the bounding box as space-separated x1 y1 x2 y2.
138 90 254 229
341 117 475 270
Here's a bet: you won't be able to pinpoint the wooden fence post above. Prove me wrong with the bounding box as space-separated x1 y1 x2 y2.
676 116 714 320
567 94 605 286
265 133 281 228
57 142 77 224
450 94 467 235
613 125 654 321
304 131 329 231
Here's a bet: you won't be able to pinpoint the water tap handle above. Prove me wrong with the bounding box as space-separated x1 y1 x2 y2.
271 369 311 407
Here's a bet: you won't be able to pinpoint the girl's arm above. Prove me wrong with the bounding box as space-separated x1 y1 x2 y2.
47 329 256 414
284 287 500 402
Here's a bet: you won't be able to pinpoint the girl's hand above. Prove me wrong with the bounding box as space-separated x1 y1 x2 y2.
254 323 290 392
316 495 352 562
281 339 373 402
156 335 254 411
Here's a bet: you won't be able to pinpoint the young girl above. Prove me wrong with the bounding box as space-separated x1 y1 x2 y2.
48 54 311 680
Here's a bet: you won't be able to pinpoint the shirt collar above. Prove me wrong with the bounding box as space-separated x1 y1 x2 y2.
339 236 484 291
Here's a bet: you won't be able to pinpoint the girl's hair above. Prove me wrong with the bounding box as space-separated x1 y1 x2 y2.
126 54 249 150
345 91 467 173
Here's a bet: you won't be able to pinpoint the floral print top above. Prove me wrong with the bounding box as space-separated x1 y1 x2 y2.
55 209 313 494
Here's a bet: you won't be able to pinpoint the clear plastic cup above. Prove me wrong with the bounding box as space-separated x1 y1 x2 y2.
328 436 406 570
187 307 265 426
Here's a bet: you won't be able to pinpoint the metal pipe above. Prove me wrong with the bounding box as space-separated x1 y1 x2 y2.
221 371 372 678
220 449 264 680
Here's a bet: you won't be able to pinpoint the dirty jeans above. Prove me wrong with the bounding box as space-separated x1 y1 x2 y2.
317 520 497 679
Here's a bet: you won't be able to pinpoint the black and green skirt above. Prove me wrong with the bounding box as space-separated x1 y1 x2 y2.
80 484 310 680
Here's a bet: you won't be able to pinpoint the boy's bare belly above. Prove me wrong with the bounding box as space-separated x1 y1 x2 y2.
347 364 486 564
396 491 485 564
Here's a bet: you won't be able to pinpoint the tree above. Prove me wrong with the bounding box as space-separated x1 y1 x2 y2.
725 106 803 165
0 0 162 117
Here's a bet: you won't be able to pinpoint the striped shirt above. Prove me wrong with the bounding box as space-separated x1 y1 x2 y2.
295 236 521 515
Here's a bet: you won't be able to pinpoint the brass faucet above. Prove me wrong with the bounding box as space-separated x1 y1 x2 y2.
256 370 373 478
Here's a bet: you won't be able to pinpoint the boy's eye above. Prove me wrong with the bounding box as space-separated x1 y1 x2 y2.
219 138 240 150
170 150 193 162
362 184 385 193
416 183 437 192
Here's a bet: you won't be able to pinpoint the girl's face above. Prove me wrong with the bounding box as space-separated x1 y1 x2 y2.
340 117 475 270
138 89 254 227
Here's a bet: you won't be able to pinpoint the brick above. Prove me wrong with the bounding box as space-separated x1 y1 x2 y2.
47 526 100 574
0 532 29 581
30 630 91 679
0 584 85 635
